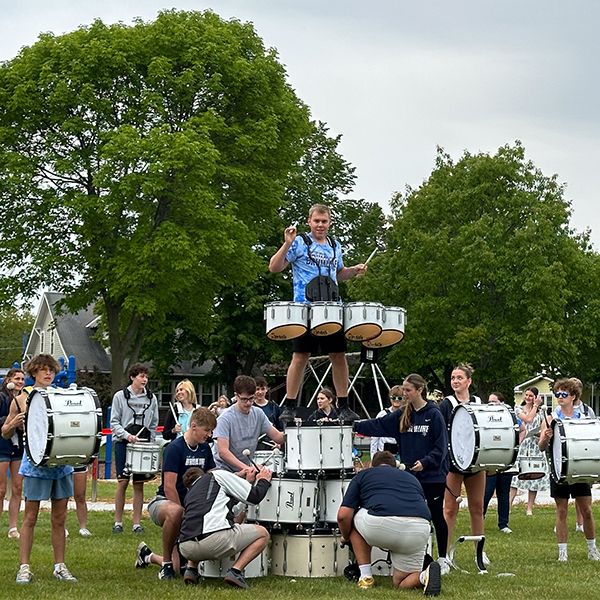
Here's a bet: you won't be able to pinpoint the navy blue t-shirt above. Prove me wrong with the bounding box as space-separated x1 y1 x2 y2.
157 436 215 503
342 465 431 520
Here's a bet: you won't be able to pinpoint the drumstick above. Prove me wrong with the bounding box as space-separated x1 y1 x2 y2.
242 448 260 472
169 402 178 421
257 447 281 467
364 247 378 266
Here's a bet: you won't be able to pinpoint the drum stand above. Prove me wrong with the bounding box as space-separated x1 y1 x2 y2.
447 535 487 574
348 348 391 414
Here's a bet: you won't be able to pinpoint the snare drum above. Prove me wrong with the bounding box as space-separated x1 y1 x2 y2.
551 418 600 484
343 302 383 342
449 404 519 473
25 386 102 467
265 301 308 341
318 475 354 524
125 442 161 475
518 457 547 480
309 302 343 336
362 306 406 348
254 450 286 476
247 475 319 526
198 548 269 578
271 530 349 577
285 424 354 472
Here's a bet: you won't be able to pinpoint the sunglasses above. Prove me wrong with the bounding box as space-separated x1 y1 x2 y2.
390 395 402 401
554 391 569 399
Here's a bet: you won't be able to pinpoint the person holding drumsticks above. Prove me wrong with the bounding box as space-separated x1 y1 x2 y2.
439 364 489 567
15 354 76 584
162 379 200 441
110 363 159 535
268 204 367 422
539 378 600 562
1 368 27 539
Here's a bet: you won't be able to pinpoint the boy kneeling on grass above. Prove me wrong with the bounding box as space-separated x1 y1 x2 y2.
16 354 76 584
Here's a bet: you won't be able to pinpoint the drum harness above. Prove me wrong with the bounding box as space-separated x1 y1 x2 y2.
123 387 154 442
300 233 340 302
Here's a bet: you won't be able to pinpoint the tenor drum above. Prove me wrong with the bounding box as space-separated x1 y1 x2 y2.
362 306 406 348
449 404 519 473
247 475 319 526
271 531 349 577
198 548 269 578
125 442 161 475
265 301 308 341
309 302 343 336
25 386 102 467
518 457 546 480
254 450 286 476
343 302 383 342
551 418 600 484
285 424 354 472
318 475 354 524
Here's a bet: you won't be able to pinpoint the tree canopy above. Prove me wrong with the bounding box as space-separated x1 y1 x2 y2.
0 10 312 388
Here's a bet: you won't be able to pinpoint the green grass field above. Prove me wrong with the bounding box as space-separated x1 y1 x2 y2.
2 500 600 599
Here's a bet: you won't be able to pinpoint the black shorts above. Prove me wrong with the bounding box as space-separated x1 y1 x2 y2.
292 328 347 354
550 479 592 499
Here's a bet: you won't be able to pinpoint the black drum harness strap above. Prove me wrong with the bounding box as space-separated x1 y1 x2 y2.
300 233 340 302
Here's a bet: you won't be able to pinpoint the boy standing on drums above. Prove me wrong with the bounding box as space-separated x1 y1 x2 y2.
16 354 76 584
213 376 285 472
110 363 159 534
269 203 367 422
539 378 600 562
136 407 217 582
337 451 441 596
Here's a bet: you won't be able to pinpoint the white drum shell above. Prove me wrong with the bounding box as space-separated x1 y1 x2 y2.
198 548 269 578
125 442 161 475
343 302 383 342
25 387 102 467
551 418 600 484
518 457 546 480
309 302 343 336
319 477 353 523
362 307 406 349
271 532 349 577
254 450 286 476
265 302 308 341
247 477 319 525
285 425 354 472
449 404 519 472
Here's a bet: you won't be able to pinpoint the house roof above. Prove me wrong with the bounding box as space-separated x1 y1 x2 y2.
513 375 554 392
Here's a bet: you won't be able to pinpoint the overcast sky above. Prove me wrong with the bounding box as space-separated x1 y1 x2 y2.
2 1 599 245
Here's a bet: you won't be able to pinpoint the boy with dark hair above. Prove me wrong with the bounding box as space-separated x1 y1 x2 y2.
253 376 283 449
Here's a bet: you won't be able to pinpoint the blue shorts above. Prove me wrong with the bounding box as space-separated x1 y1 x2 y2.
23 475 73 501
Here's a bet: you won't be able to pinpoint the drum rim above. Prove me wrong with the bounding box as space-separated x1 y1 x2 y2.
25 388 53 467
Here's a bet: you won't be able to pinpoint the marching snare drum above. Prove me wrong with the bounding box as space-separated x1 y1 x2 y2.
285 424 354 472
198 548 269 578
271 530 349 577
309 302 343 336
124 442 161 475
362 306 406 349
318 475 353 524
247 475 319 526
254 450 286 476
449 404 519 473
551 418 600 484
25 386 102 468
265 301 308 341
343 302 383 342
518 457 546 480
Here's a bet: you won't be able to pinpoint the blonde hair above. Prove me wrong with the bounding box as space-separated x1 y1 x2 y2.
176 379 197 405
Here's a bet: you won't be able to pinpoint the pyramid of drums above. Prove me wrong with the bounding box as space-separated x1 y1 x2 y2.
198 423 360 578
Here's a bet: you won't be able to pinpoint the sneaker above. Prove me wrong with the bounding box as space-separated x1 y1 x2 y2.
437 557 451 576
500 527 512 534
338 406 360 423
224 568 249 589
482 551 491 566
16 564 33 584
558 549 568 562
135 542 153 568
357 576 374 589
183 567 199 585
64 528 69 538
576 523 584 533
423 561 442 596
79 528 92 538
112 524 124 534
54 563 77 582
8 527 20 539
158 563 176 580
132 524 144 534
588 547 600 561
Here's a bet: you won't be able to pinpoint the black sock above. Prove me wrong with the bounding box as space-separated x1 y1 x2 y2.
231 567 242 575
338 396 348 408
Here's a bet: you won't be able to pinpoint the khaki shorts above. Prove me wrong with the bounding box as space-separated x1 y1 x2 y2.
179 524 263 562
354 509 430 573
147 496 169 526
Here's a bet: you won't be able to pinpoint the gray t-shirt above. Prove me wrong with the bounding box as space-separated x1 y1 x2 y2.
213 405 272 471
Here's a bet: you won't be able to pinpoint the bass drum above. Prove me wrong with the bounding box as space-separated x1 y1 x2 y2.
449 404 519 473
551 418 600 484
25 386 102 467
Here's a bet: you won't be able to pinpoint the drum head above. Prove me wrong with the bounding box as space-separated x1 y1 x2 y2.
26 390 50 466
450 406 476 471
551 422 563 481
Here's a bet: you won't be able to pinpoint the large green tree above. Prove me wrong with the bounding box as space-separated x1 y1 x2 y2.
0 307 33 366
0 10 311 389
353 143 600 397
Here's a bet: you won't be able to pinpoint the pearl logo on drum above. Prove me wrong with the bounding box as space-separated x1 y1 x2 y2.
487 415 503 423
69 420 81 428
285 490 295 509
65 399 83 406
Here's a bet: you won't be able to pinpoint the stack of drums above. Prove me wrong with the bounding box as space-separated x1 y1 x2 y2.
246 422 355 577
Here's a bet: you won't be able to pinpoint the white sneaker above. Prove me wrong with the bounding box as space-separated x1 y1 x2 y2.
437 556 451 576
588 547 600 561
558 549 568 562
482 551 491 566
79 528 92 538
16 564 33 584
576 523 584 533
500 527 512 534
54 563 77 582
